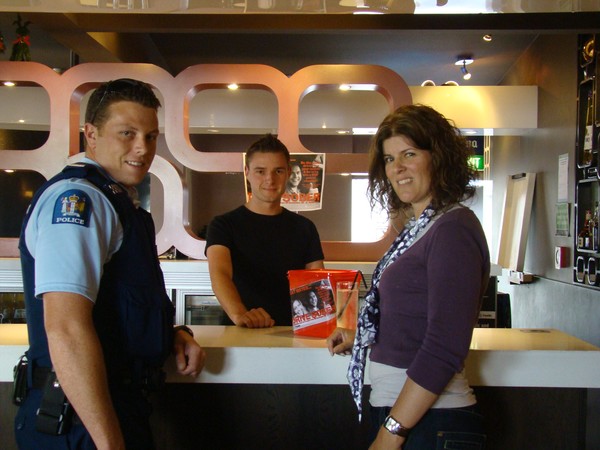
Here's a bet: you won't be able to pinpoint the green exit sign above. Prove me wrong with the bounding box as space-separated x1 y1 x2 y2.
469 155 484 171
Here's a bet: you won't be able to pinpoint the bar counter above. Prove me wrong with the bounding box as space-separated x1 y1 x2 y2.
2 325 599 388
1 324 598 449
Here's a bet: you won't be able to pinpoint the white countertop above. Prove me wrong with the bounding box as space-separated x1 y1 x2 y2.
1 325 599 388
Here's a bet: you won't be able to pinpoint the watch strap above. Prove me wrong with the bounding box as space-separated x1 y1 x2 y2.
174 325 194 338
383 414 411 438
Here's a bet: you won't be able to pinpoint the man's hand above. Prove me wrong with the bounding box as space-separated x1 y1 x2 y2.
207 245 275 328
173 330 206 377
326 327 356 356
232 307 275 328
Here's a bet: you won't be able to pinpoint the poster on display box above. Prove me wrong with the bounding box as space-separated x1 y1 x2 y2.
244 153 325 211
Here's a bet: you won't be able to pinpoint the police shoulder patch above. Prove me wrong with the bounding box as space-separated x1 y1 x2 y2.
52 189 92 227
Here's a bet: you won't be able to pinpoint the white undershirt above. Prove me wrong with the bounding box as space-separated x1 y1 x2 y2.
368 361 477 409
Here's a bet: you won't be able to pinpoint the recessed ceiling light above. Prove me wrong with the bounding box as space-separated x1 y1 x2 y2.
227 83 239 90
3 81 16 87
483 34 492 42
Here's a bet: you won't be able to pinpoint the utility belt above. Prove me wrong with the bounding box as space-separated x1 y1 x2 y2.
13 355 165 436
111 364 167 392
13 356 78 435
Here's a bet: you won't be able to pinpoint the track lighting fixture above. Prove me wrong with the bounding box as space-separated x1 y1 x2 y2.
455 55 474 81
460 62 471 80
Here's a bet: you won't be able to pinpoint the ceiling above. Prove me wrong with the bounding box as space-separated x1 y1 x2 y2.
0 5 599 87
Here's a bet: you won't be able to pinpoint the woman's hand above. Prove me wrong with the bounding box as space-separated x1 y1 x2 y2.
369 427 405 450
326 327 356 356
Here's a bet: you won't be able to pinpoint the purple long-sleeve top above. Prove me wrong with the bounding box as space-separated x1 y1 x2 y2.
369 206 490 395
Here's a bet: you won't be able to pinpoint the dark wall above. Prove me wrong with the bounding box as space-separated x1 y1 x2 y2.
0 130 49 237
0 129 49 150
0 170 46 238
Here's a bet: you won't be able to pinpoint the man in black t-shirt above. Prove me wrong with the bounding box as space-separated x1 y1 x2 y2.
205 134 324 328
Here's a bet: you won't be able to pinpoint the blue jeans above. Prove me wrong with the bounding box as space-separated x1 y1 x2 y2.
370 404 486 449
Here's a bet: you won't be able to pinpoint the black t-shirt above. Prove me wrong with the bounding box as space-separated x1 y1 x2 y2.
206 206 324 325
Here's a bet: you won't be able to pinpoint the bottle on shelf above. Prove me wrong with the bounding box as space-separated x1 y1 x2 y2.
592 202 599 251
582 91 594 166
582 37 595 65
578 209 593 250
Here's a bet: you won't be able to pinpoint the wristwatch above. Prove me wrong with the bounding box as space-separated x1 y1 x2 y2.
383 415 411 438
174 325 194 337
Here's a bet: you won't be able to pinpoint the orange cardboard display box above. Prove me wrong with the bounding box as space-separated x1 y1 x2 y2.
288 269 363 338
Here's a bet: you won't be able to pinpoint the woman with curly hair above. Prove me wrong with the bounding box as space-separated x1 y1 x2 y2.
328 104 490 449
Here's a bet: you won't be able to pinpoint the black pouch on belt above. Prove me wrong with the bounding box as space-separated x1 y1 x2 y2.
12 354 28 406
35 369 74 435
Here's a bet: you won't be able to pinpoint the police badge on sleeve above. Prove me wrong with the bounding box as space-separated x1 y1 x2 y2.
52 190 92 227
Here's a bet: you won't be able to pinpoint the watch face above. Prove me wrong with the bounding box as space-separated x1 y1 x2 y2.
384 415 409 437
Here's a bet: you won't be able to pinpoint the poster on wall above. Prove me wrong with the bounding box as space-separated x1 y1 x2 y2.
555 202 570 237
282 153 325 211
557 153 569 203
244 153 325 212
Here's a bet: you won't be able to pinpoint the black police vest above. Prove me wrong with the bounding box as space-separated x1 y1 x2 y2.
19 163 175 376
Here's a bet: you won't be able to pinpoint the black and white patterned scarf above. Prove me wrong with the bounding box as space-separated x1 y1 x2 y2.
347 204 436 420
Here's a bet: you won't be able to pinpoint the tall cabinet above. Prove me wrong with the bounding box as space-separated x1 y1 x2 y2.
574 34 600 288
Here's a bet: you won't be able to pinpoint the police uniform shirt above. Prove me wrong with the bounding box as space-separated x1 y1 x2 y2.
24 158 127 303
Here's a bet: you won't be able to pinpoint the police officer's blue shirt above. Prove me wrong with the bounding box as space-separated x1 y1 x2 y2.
23 157 137 303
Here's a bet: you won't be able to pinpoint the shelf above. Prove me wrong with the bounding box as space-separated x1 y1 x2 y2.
577 173 599 184
575 34 600 291
576 248 599 255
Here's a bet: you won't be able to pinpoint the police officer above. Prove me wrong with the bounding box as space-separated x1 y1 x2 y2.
16 78 206 449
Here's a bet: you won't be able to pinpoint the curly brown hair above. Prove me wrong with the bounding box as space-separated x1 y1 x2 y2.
368 104 476 216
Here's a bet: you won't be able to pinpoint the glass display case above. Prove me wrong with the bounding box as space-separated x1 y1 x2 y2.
181 292 229 326
0 292 25 324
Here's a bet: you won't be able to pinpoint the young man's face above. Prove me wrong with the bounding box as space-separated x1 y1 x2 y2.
245 151 290 206
84 100 159 188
